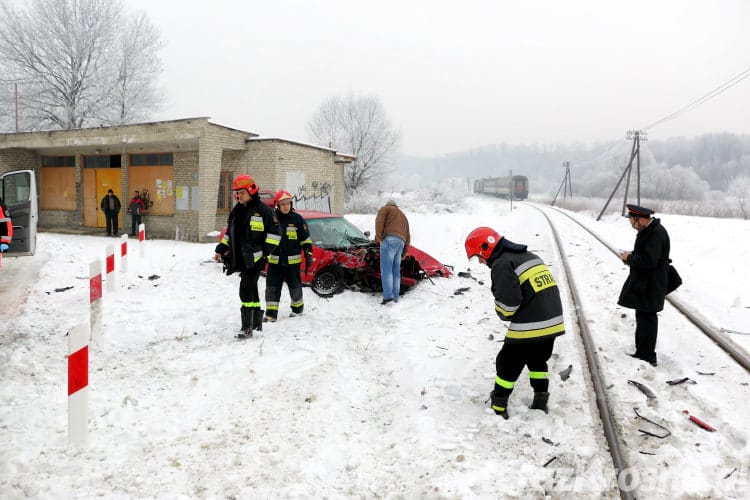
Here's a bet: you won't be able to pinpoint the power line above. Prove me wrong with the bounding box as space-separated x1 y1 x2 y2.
643 64 750 131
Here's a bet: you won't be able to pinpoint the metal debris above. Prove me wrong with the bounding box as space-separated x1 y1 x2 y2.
628 380 657 399
559 364 573 381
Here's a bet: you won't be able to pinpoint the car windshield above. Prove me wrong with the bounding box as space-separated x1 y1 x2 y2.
307 217 371 249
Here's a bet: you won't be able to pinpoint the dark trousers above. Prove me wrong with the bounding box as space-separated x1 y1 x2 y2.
634 310 658 362
494 338 555 397
131 214 141 236
239 267 263 310
265 264 303 318
105 212 118 235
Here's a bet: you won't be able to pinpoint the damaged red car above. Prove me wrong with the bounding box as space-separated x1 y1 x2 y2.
298 210 452 297
220 210 452 298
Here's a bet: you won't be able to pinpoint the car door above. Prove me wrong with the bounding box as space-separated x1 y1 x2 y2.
1 169 38 256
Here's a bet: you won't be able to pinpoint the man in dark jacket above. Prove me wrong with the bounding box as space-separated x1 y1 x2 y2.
214 174 281 339
465 227 565 419
618 204 670 366
100 189 121 236
264 190 313 322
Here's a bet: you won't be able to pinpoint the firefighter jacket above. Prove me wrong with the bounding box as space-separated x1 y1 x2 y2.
487 238 565 344
215 196 281 274
267 208 312 266
618 218 670 313
0 202 12 246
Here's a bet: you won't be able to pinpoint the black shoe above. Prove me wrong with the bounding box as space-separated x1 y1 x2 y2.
381 298 393 305
236 329 253 340
489 390 509 419
628 352 658 367
530 392 550 413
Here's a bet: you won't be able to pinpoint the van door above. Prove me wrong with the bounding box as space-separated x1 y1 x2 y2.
0 170 38 256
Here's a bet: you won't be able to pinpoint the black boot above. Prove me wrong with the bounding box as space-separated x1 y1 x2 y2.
237 307 254 339
252 309 264 332
490 390 509 420
530 392 550 413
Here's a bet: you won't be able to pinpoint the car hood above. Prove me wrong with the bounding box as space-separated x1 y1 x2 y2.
406 245 452 277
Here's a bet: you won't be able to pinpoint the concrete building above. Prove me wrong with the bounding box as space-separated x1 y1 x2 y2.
0 118 353 242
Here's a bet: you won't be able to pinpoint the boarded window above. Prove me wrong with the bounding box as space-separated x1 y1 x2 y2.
217 171 233 212
41 166 76 210
129 153 174 215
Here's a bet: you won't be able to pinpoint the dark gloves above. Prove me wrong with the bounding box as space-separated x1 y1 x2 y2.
304 251 313 269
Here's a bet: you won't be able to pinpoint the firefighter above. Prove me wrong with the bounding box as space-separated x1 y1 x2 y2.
465 227 566 418
264 190 313 322
0 197 12 252
214 174 281 339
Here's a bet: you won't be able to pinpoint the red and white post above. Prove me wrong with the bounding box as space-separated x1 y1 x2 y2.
105 244 116 293
138 222 145 258
120 234 128 273
89 258 103 343
68 323 89 448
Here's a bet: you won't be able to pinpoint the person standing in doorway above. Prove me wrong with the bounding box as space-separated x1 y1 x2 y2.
129 190 146 236
618 204 670 367
465 227 566 419
374 199 410 305
214 174 281 339
100 189 121 236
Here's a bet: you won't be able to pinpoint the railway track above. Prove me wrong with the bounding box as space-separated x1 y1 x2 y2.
530 203 749 499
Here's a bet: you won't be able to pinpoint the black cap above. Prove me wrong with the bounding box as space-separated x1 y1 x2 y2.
625 204 654 218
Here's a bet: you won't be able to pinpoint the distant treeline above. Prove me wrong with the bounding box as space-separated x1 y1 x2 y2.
396 133 750 201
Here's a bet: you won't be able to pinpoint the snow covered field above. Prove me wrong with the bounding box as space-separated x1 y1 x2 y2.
1 193 748 498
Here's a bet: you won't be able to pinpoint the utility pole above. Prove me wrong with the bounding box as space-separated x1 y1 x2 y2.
597 130 647 221
551 161 572 206
509 170 513 211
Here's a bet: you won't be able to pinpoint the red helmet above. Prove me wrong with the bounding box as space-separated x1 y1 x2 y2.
465 227 502 261
231 174 259 194
274 189 293 207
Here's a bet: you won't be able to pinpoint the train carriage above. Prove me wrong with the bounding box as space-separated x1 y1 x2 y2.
474 175 528 200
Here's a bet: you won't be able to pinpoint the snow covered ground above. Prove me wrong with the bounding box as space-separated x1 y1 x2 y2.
1 193 748 498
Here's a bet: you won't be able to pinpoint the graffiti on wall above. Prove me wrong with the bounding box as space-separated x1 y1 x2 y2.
293 181 333 213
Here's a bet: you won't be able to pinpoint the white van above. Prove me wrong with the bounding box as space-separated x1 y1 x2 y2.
1 170 38 256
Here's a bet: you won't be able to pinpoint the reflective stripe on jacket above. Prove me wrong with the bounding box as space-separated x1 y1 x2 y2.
268 209 311 267
489 243 565 344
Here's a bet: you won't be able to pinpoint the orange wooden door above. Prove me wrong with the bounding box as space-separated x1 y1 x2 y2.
83 169 121 227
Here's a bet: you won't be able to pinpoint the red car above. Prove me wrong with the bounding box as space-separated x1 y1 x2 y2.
219 210 452 297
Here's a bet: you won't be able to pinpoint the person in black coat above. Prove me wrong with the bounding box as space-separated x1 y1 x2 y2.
618 204 671 366
100 189 121 236
214 175 281 339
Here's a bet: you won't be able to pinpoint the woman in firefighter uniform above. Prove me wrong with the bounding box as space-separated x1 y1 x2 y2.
264 190 313 322
214 175 281 339
465 227 565 419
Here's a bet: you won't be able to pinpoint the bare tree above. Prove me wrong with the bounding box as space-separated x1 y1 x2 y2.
729 175 750 220
0 0 164 131
308 93 400 196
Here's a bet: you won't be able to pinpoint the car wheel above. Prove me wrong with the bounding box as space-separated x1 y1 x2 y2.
311 266 344 297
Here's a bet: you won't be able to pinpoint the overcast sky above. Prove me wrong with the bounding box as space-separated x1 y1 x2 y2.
128 0 750 156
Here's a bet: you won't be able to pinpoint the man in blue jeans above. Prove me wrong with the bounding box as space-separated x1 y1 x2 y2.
375 200 410 305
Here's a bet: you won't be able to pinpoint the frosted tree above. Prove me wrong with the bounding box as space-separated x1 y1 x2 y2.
729 175 750 220
308 93 400 196
0 0 164 131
